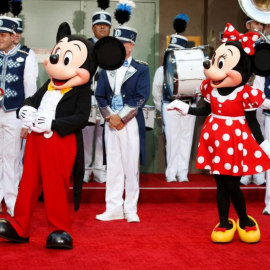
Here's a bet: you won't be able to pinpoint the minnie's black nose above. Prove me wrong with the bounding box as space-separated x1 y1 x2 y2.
50 54 59 64
203 60 211 69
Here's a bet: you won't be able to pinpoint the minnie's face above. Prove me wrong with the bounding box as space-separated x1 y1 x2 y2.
44 37 90 90
204 43 242 88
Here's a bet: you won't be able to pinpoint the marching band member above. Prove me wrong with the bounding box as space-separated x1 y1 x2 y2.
152 14 196 183
83 0 112 184
95 0 150 222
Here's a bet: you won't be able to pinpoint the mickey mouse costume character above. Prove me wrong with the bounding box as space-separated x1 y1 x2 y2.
0 22 125 249
167 23 270 244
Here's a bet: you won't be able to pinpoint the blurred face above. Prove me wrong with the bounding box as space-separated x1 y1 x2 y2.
265 24 270 36
14 32 22 46
246 21 264 32
92 23 110 39
0 32 16 53
123 42 134 59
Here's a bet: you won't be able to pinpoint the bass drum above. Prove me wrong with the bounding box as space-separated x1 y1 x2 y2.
163 48 205 98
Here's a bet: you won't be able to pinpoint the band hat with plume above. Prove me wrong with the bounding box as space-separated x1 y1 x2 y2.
169 13 189 49
113 0 137 44
11 0 23 33
0 0 18 34
93 0 111 26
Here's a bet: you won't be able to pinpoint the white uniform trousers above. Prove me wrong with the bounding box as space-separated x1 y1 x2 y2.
104 118 140 214
264 116 270 206
82 120 106 179
162 102 196 179
0 109 22 215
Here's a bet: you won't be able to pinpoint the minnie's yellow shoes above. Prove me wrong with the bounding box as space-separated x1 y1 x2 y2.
237 216 260 244
211 218 236 243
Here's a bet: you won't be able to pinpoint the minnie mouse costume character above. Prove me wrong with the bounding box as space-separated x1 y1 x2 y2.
167 23 270 244
0 22 125 249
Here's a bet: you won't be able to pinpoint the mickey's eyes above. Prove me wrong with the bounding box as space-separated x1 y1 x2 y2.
63 51 73 66
218 57 225 69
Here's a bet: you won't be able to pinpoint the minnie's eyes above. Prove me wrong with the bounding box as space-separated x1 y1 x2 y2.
63 51 73 66
55 48 61 56
218 58 225 69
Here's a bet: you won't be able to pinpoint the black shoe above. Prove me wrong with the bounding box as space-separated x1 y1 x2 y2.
46 230 73 249
0 219 29 243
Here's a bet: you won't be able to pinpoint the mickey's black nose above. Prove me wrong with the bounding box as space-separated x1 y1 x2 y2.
203 60 211 69
50 54 59 64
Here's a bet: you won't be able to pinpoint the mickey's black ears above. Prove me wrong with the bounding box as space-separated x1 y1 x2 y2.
93 37 126 70
253 43 270 76
56 22 72 42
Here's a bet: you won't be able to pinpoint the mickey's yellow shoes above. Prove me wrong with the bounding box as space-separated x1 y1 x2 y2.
237 216 260 244
211 218 236 243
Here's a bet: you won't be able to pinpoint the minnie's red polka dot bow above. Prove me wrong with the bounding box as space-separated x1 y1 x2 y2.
221 23 260 55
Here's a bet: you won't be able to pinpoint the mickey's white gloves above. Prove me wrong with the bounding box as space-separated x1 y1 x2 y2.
31 114 53 133
260 140 270 158
166 100 189 116
18 106 37 123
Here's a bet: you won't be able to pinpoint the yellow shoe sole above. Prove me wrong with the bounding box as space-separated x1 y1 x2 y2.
211 218 236 244
237 216 260 244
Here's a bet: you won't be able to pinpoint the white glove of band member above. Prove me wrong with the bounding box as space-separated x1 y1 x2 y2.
261 99 270 110
31 114 53 133
18 106 37 122
260 140 270 158
166 100 189 116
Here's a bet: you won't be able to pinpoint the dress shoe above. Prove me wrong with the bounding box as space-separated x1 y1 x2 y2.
240 175 252 185
166 176 177 183
83 173 91 183
7 208 14 217
46 230 73 249
237 216 260 243
211 218 236 244
93 170 106 183
263 203 270 215
177 174 189 183
96 211 124 221
125 213 140 223
0 219 29 243
252 173 266 185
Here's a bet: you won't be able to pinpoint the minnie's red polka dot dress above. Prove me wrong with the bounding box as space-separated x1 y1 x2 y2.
197 79 270 176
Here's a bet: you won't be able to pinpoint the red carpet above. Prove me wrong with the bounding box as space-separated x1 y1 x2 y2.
1 202 270 270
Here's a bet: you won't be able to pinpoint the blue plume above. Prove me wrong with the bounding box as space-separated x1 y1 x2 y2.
175 13 189 23
116 3 133 14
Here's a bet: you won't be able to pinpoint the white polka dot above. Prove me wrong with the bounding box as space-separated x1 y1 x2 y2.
243 165 248 172
218 110 222 113
226 119 233 126
207 94 210 100
203 133 209 140
243 149 247 156
255 151 262 158
233 166 239 173
208 146 214 153
228 25 235 32
215 140 220 147
198 156 204 164
204 165 211 170
212 124 218 131
251 89 258 96
219 104 222 107
222 38 228 42
225 163 231 170
242 132 248 140
239 119 245 125
252 35 258 41
227 148 234 155
230 35 236 40
256 165 263 173
243 36 248 42
238 143 243 151
235 129 241 136
223 134 230 141
243 93 249 99
213 170 220 174
209 116 213 123
214 156 220 163
244 47 251 54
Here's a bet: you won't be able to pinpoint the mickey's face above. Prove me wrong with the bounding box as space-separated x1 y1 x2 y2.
204 43 242 88
44 37 90 90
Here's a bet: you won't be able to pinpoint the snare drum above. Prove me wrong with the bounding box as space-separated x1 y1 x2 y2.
164 48 205 98
87 105 97 126
143 105 156 131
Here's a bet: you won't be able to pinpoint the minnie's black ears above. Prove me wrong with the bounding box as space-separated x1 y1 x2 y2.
56 22 72 42
253 43 270 76
93 37 126 70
